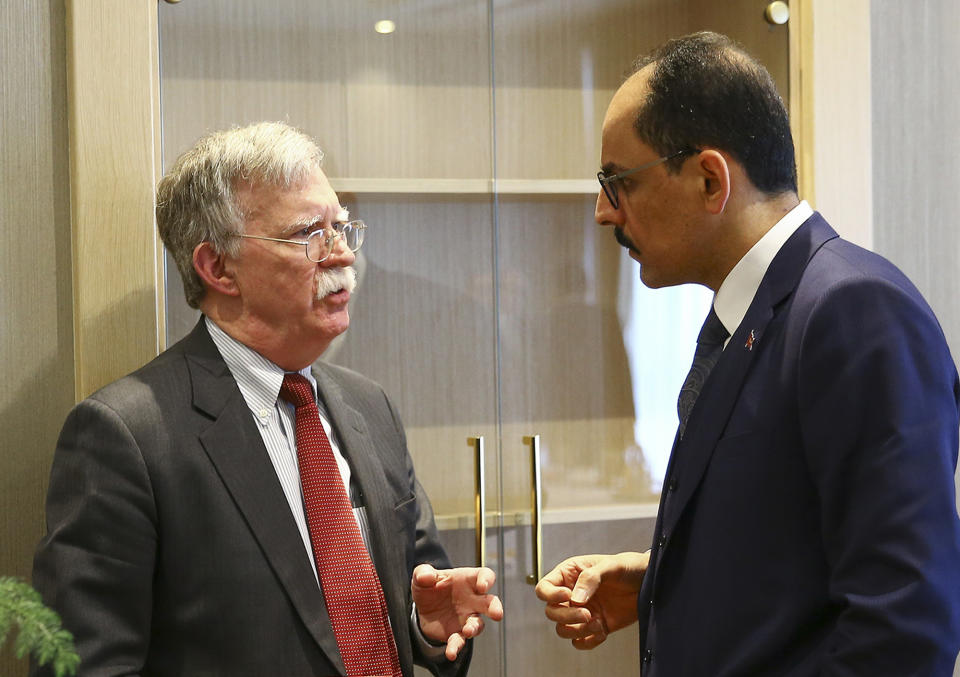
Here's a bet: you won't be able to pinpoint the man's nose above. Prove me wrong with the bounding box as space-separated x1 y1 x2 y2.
595 190 621 227
321 234 356 267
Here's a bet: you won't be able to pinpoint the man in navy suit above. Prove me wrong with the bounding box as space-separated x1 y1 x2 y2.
536 32 960 675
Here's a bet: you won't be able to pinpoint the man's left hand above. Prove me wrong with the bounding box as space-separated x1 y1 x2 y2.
411 564 504 660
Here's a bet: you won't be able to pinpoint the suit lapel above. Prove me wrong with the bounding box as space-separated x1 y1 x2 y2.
312 366 411 649
183 321 345 673
661 214 839 538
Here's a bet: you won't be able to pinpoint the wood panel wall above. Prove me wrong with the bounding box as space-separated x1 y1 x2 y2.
0 3 72 674
1 2 162 672
66 0 165 399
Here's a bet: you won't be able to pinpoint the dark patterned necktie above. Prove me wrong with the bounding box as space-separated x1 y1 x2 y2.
677 307 729 439
279 373 402 677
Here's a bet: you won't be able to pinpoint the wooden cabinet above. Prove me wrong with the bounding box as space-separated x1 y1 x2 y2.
159 2 789 674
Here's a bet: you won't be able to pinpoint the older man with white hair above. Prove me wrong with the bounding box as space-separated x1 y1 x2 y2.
33 121 502 677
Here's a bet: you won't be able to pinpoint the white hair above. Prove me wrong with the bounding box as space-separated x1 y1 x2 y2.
156 122 325 308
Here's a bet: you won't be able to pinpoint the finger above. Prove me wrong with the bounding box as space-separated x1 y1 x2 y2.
460 614 485 638
467 593 503 621
485 594 504 621
411 563 439 589
445 633 467 661
544 603 591 625
474 567 496 592
572 631 608 650
535 577 573 604
555 617 602 640
538 561 570 588
569 567 603 605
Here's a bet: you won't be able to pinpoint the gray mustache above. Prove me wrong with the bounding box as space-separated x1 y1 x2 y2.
315 266 357 300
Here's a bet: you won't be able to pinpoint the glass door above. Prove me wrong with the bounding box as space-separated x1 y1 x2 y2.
158 2 504 673
158 2 789 675
489 2 787 674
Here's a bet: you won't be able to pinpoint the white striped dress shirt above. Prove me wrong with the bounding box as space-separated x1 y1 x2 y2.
205 317 371 584
204 317 442 655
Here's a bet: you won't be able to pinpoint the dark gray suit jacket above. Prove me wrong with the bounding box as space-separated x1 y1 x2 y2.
33 320 467 677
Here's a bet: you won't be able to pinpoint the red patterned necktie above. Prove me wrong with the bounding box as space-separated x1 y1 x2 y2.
279 373 402 677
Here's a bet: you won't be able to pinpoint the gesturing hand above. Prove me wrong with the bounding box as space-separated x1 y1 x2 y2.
535 551 649 650
411 564 504 661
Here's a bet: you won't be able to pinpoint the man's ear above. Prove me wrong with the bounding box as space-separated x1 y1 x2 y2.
193 241 240 296
697 150 731 215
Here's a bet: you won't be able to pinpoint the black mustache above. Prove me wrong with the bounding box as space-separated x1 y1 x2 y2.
614 227 640 256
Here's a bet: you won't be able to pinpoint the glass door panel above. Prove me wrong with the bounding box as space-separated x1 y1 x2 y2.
158 2 503 675
491 1 788 674
329 194 502 677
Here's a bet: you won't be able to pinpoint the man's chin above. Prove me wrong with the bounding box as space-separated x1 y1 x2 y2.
638 267 673 290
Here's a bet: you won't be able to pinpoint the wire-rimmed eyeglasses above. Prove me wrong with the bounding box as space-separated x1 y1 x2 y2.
597 149 699 209
236 220 366 263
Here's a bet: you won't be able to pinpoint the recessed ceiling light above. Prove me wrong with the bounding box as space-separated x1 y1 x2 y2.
374 20 396 34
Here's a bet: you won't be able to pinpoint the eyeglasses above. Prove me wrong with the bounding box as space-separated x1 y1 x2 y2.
597 149 698 209
236 220 366 263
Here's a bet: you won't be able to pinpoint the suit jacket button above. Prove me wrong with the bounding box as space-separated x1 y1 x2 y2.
667 477 678 491
643 648 654 663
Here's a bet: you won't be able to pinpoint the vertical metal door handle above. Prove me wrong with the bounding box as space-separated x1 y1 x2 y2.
470 436 486 568
524 434 542 585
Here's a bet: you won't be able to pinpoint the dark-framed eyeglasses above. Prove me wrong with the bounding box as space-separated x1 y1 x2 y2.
236 220 367 263
597 149 699 209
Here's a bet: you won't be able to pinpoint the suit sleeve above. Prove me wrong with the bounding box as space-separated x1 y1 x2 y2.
32 397 157 677
798 276 960 675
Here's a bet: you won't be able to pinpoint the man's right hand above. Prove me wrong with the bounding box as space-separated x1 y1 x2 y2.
534 551 650 650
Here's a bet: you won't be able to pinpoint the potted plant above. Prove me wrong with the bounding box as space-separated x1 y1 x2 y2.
0 577 79 676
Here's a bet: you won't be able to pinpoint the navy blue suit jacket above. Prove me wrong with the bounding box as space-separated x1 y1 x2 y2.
639 213 960 676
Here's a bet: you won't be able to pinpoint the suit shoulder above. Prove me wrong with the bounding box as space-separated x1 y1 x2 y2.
83 344 191 417
813 237 919 291
314 360 386 396
792 240 952 362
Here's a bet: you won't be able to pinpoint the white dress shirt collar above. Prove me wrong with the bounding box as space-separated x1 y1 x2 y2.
204 316 316 415
713 200 814 338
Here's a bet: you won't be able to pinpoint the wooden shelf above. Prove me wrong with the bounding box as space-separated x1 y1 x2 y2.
329 178 599 195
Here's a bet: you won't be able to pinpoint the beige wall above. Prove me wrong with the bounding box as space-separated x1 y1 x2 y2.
0 0 73 674
807 0 874 248
871 0 960 363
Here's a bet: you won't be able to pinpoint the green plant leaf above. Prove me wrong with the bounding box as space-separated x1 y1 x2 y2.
0 577 79 676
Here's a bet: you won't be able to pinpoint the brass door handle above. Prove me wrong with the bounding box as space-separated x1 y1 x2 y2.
469 436 486 568
524 434 543 585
